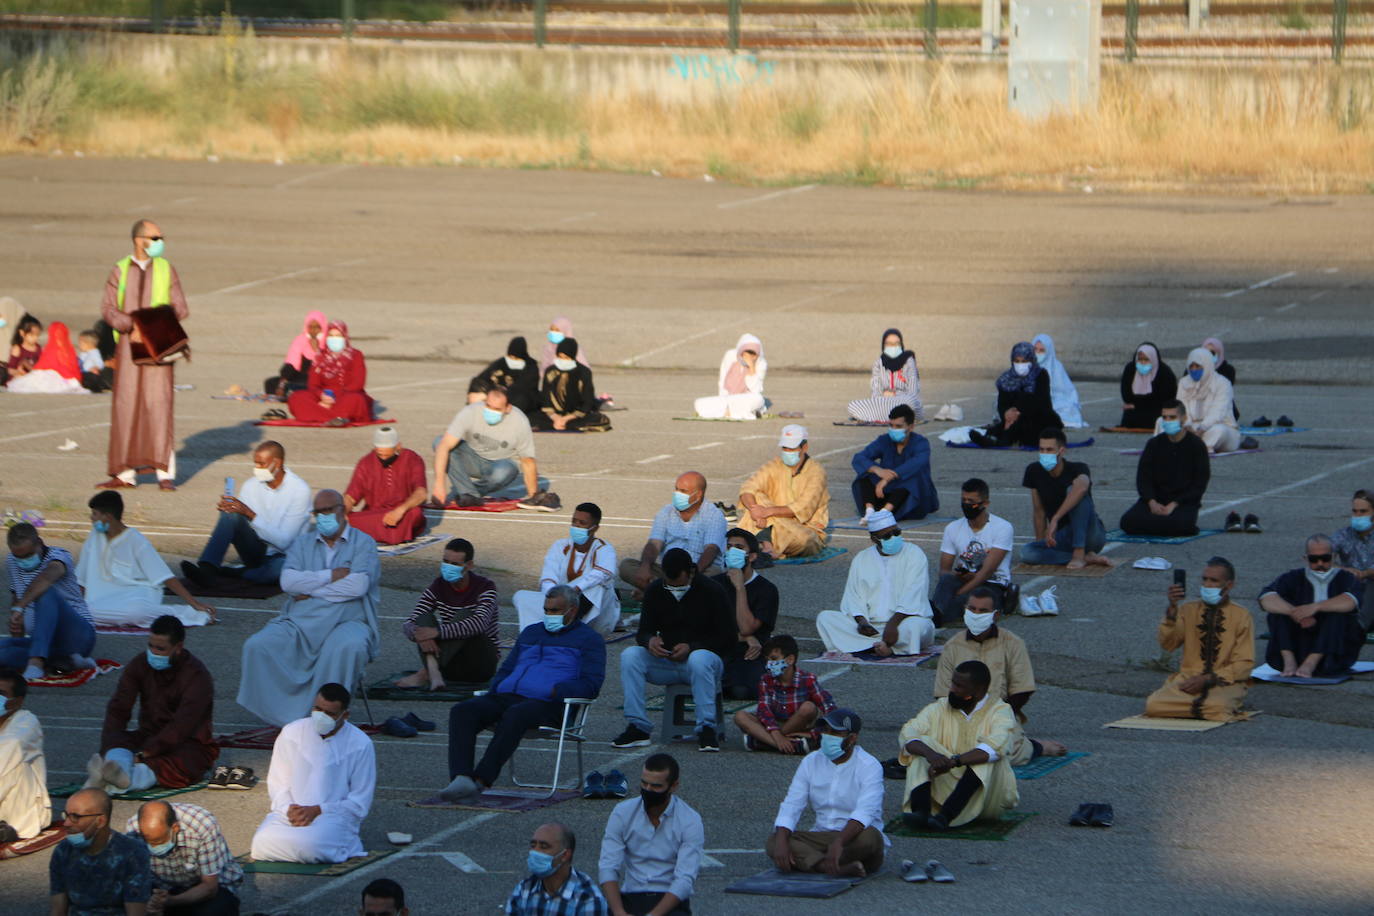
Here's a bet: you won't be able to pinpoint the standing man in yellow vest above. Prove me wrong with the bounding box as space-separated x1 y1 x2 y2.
96 219 190 492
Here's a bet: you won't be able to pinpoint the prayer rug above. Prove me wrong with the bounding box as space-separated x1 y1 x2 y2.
28 659 120 688
725 869 863 898
167 576 282 600
217 723 385 750
365 674 488 702
831 419 888 427
947 437 1094 451
1238 425 1310 436
408 789 579 812
1104 715 1227 731
0 825 65 860
771 545 847 566
1117 447 1261 458
253 418 396 428
1105 528 1225 545
1250 661 1374 684
236 848 396 875
211 393 274 401
95 623 151 636
1098 426 1153 434
671 414 777 422
429 498 521 513
884 811 1034 841
1013 751 1090 781
49 780 210 801
376 534 445 557
1012 563 1115 578
805 645 942 668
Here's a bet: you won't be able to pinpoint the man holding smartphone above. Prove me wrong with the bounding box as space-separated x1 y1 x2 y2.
1145 558 1253 721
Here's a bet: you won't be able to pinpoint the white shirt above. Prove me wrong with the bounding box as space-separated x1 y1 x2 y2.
76 527 173 603
773 746 888 844
838 543 930 623
939 514 1014 587
237 469 312 555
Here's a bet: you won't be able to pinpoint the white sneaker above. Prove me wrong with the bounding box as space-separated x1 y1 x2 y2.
1019 595 1043 617
946 404 964 422
1039 587 1060 616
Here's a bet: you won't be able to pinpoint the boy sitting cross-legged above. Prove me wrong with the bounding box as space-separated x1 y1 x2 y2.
733 634 836 754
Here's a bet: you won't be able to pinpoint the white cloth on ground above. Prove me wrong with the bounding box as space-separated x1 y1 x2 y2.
0 709 49 839
75 527 209 628
4 370 89 394
513 537 620 637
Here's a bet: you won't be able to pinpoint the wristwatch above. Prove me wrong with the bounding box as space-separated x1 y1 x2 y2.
951 753 962 767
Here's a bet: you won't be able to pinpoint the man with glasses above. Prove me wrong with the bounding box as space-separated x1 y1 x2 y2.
1259 535 1364 678
930 478 1016 624
49 787 152 915
97 218 191 492
237 490 381 726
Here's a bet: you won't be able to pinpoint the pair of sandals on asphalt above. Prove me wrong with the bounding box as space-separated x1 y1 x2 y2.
582 770 630 799
900 858 956 883
379 711 435 739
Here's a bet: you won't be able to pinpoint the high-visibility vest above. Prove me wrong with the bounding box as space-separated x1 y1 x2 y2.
113 256 170 341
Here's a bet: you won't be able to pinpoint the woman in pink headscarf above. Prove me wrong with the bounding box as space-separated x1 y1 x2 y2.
265 310 328 399
694 333 767 419
1118 341 1177 430
539 317 590 374
1202 336 1240 420
287 321 374 425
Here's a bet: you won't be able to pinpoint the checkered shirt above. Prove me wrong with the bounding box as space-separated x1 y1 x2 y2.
505 867 609 916
125 803 243 895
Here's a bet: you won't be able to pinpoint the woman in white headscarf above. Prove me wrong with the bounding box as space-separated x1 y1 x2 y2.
694 333 767 419
1032 333 1085 429
1169 346 1239 453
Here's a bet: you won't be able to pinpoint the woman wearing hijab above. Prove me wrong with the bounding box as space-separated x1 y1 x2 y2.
265 310 328 400
6 321 87 394
1032 333 1086 429
1171 346 1239 453
539 317 590 375
848 328 924 423
0 297 29 385
1118 342 1177 429
472 336 539 416
1202 336 1240 420
694 333 767 419
531 338 611 432
287 320 374 425
969 342 1064 448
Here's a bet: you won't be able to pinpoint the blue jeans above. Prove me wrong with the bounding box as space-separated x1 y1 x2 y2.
198 512 285 584
0 589 96 667
1019 495 1106 565
620 645 723 733
434 437 519 500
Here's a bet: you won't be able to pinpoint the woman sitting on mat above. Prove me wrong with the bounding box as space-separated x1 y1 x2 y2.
694 332 767 420
1202 335 1240 420
1170 346 1239 453
471 336 539 416
531 338 611 432
1032 333 1086 429
264 309 327 401
1118 341 1177 430
848 327 923 423
539 316 590 375
6 321 86 394
286 320 374 426
969 342 1063 448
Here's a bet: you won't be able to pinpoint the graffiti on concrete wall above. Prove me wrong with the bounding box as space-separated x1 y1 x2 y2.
669 53 775 87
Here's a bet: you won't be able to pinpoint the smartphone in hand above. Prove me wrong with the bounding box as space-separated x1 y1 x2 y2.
1173 568 1186 590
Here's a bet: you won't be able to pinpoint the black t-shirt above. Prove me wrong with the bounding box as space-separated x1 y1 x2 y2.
712 572 780 656
1021 459 1092 522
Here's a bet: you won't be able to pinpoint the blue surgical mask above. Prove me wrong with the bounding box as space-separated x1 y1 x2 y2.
440 562 465 582
65 831 93 848
883 345 902 360
15 553 41 571
326 336 345 353
879 535 904 556
765 658 787 677
1038 453 1059 471
1161 420 1182 436
1188 368 1204 382
147 837 176 857
1352 516 1373 533
671 490 692 512
554 357 577 372
1035 351 1049 366
482 407 503 426
569 526 590 546
315 512 340 537
819 733 847 761
1209 351 1219 364
92 520 110 534
780 451 801 468
543 614 566 633
527 848 560 877
1199 586 1224 606
888 428 907 443
1135 361 1152 375
145 238 165 258
724 547 747 570
547 331 565 345
146 650 171 671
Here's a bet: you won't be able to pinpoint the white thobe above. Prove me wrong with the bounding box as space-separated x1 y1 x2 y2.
513 537 620 637
0 709 49 839
816 544 933 654
76 528 209 628
249 718 375 863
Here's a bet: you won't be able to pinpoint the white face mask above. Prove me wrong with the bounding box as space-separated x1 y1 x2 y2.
310 709 337 736
665 584 691 601
505 356 526 371
252 465 274 482
1012 362 1031 376
554 357 577 372
963 610 996 636
1307 566 1337 584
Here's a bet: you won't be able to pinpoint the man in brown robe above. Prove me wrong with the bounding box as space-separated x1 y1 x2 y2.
97 219 189 492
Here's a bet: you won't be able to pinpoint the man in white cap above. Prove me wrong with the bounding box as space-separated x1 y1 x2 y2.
815 510 933 657
737 424 829 562
344 426 429 545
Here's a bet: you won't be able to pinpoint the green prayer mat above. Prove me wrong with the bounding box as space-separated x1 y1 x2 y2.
884 811 1035 841
1013 751 1089 780
365 674 487 702
48 780 209 801
236 848 396 875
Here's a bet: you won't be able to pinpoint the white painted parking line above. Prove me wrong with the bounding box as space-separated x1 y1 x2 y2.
1276 302 1298 312
636 454 673 464
205 256 369 296
0 421 109 444
718 183 816 210
31 221 56 230
273 163 356 191
441 852 488 874
1219 270 1297 298
689 441 724 451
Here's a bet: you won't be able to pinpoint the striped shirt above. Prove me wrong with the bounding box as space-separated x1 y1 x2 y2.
505 868 609 916
124 803 242 895
402 572 500 643
5 544 92 624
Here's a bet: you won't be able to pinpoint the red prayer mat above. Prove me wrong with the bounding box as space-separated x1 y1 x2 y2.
28 659 121 688
254 418 396 428
216 723 383 750
0 825 65 859
432 498 521 513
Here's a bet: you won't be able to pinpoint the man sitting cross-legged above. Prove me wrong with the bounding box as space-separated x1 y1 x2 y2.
0 667 49 842
899 660 1019 830
736 424 830 561
440 585 605 803
344 426 429 546
250 683 376 864
712 527 779 700
3 521 97 680
395 539 500 691
513 502 620 639
1258 534 1364 678
930 478 1016 625
768 707 887 878
733 634 835 755
125 800 243 915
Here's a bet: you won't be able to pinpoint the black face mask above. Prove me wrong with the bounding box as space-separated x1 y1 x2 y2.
378 454 399 468
641 787 670 808
960 503 984 520
948 692 976 713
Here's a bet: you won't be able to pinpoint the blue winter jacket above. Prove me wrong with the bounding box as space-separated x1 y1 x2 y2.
491 620 606 701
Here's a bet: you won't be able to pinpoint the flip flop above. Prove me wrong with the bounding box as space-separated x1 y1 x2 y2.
899 859 929 883
925 859 955 883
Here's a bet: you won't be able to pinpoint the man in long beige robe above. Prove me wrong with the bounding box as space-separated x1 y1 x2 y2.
97 219 189 491
1146 557 1253 721
0 668 49 840
898 660 1019 829
738 425 829 560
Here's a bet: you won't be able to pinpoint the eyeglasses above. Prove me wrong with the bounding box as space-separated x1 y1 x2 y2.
64 811 102 822
1307 554 1333 563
